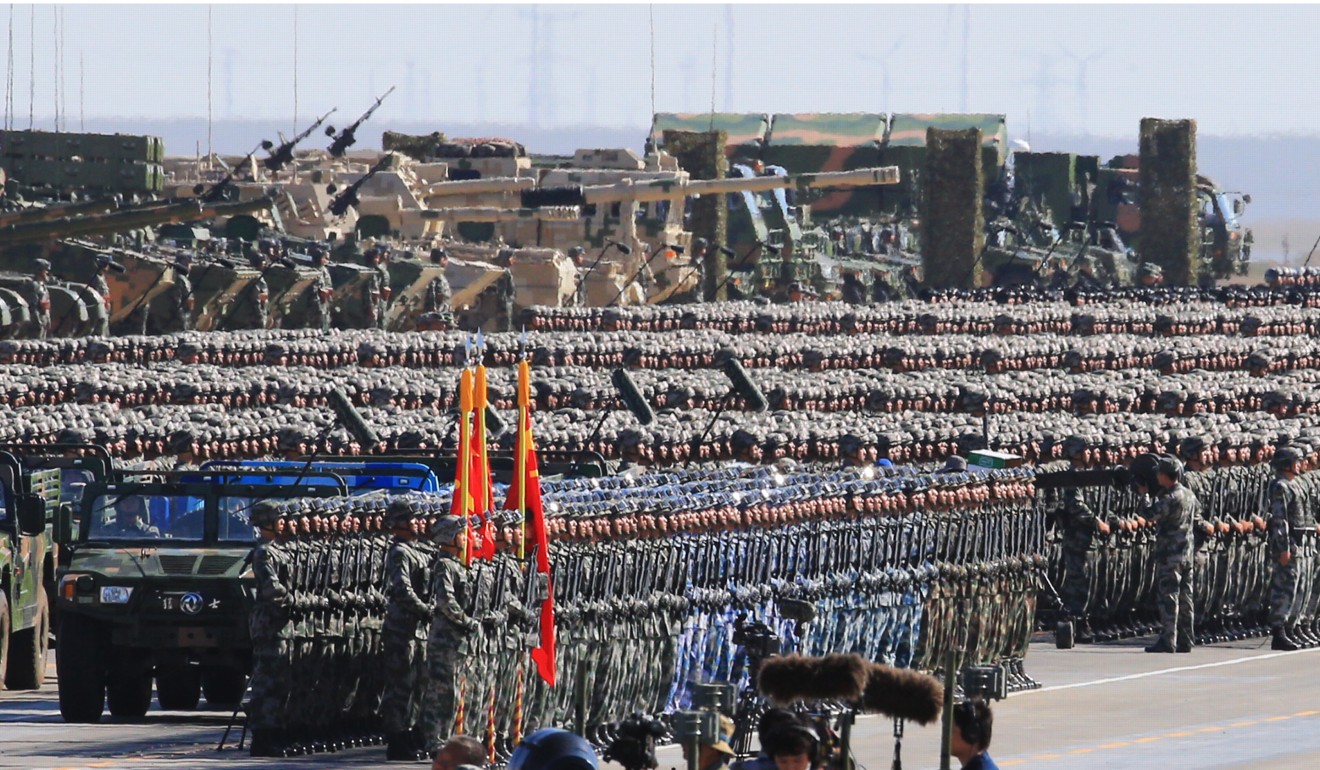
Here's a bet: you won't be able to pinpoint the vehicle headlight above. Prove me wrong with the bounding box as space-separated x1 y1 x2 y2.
99 586 133 604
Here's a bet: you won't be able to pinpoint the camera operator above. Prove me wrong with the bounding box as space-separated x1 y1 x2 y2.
432 735 485 770
732 709 802 770
769 725 821 770
951 701 999 770
681 714 737 770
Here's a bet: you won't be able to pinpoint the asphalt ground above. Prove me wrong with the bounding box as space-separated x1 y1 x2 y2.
2 634 1317 770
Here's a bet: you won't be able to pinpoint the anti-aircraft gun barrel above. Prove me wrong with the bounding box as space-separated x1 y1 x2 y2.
0 196 274 248
581 167 901 205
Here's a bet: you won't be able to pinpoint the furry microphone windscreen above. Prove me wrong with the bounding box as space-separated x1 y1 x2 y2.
861 663 944 725
757 654 868 704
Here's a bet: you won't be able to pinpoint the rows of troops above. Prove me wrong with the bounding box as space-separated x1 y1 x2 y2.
241 450 1319 760
244 465 1043 759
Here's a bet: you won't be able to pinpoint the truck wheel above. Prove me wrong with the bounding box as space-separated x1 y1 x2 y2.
202 666 248 707
106 668 152 719
56 615 105 722
156 664 201 710
0 590 11 691
6 589 50 690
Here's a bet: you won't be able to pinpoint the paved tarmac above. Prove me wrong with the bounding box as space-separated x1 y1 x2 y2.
2 634 1317 770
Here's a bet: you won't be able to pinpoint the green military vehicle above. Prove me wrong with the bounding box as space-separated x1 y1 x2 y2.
0 451 64 692
52 473 347 722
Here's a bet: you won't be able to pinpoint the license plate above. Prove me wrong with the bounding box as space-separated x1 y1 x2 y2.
159 592 222 615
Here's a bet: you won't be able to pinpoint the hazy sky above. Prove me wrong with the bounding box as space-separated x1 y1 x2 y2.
7 3 1317 137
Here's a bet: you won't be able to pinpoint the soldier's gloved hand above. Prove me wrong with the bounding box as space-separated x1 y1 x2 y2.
483 610 507 625
463 617 480 633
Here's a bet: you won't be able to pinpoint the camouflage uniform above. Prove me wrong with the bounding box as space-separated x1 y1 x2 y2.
160 267 194 333
90 270 111 336
419 543 475 753
31 276 50 339
231 273 269 330
1151 482 1197 650
380 534 433 740
1268 475 1310 632
310 264 334 332
424 271 452 322
1056 487 1096 626
371 260 391 330
249 526 296 738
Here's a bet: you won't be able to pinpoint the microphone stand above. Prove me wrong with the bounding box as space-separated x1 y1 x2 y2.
608 242 672 306
710 241 765 299
572 241 626 305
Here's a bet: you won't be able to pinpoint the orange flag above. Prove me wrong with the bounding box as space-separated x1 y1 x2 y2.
452 368 474 565
473 363 495 560
503 359 555 685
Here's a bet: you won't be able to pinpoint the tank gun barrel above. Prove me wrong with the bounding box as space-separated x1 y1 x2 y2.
0 196 273 248
419 205 582 223
581 166 901 205
422 177 536 198
0 198 123 227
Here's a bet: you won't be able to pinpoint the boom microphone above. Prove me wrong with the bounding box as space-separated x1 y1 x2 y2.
721 355 769 412
861 663 944 725
757 654 868 704
327 387 381 448
611 368 655 425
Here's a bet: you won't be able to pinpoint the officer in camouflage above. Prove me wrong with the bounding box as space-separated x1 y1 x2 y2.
424 248 453 328
1146 456 1196 653
1055 436 1109 644
249 501 297 757
420 514 478 756
1267 447 1314 650
159 254 195 333
90 254 113 336
369 246 393 330
310 248 334 332
30 258 52 339
382 498 436 761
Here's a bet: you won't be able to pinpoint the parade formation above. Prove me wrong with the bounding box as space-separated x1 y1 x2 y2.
0 96 1315 770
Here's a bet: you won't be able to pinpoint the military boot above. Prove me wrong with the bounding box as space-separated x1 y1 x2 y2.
386 732 415 761
1144 637 1176 653
248 729 287 758
1271 626 1301 652
1293 625 1318 649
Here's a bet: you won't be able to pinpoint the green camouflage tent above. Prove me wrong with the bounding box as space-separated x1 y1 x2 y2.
763 113 887 218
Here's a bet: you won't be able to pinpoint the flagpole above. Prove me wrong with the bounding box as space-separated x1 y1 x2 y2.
457 366 473 566
517 357 529 560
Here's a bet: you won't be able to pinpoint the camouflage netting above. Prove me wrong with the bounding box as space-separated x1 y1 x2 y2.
1014 152 1076 227
1138 118 1198 284
662 129 729 301
922 128 984 290
381 131 447 162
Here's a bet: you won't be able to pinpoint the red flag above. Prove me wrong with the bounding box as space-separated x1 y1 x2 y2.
504 360 555 685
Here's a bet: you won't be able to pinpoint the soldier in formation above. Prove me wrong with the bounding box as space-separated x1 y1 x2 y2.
30 258 52 339
419 514 478 756
382 498 437 761
424 248 454 328
1266 448 1317 650
1145 457 1197 653
248 501 297 757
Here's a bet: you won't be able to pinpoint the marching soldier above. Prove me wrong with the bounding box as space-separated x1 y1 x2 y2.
1055 436 1109 645
382 499 435 761
419 514 478 756
249 502 297 757
1146 457 1196 653
1267 448 1314 650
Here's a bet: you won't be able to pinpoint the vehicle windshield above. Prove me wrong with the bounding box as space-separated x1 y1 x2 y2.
217 496 260 543
86 494 205 541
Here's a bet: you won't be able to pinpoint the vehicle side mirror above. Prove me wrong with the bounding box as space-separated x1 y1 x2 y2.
16 493 46 537
1233 198 1245 216
53 502 73 545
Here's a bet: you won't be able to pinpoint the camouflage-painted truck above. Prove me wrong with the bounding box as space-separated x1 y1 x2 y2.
0 452 63 692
